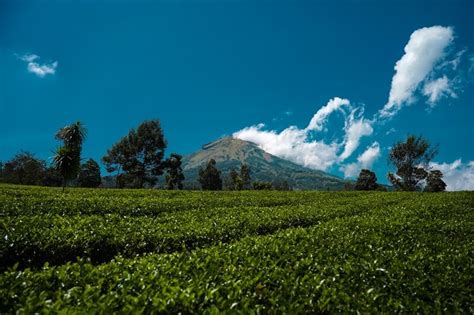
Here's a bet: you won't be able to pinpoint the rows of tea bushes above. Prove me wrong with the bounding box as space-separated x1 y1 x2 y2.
0 184 353 216
1 199 473 313
2 195 382 269
1 184 473 312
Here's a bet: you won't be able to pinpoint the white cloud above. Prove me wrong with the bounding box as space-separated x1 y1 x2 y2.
429 159 474 191
234 97 371 171
339 109 373 161
379 26 454 118
306 97 350 131
340 142 381 178
17 53 58 77
423 75 457 106
233 123 339 171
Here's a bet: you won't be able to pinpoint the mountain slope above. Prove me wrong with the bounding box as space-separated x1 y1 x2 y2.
182 137 347 190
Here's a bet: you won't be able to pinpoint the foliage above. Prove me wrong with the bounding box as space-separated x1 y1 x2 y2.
53 121 86 189
240 164 251 189
272 180 291 191
228 168 242 190
228 164 251 190
78 159 102 188
425 170 446 192
388 135 437 191
253 181 273 190
0 184 472 313
355 169 379 191
102 120 167 188
0 151 46 185
164 154 185 190
198 159 222 190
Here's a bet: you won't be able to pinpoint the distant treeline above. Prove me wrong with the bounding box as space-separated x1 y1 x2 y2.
0 119 447 192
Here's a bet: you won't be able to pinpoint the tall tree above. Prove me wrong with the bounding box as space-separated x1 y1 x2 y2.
355 169 379 191
425 170 447 192
388 135 437 191
229 168 243 190
164 153 185 190
102 120 167 188
1 151 46 185
102 136 132 188
53 121 86 190
78 159 102 188
240 164 251 189
198 159 222 190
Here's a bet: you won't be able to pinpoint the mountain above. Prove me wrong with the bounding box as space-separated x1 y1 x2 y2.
181 137 347 190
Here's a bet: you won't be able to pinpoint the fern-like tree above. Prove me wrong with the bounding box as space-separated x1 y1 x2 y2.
198 159 222 190
53 121 86 190
164 153 185 190
388 135 437 191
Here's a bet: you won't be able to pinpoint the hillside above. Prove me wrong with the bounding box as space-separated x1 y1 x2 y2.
181 137 347 190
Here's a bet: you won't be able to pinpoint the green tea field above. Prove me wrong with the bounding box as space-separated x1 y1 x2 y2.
1 184 473 313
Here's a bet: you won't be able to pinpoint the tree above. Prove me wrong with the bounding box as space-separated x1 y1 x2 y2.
78 159 102 188
425 170 446 192
53 121 86 190
102 137 132 188
355 169 379 191
198 159 222 190
102 120 167 188
240 164 251 189
228 164 251 191
252 181 273 190
1 151 46 185
388 135 437 191
164 153 185 190
229 168 243 190
42 166 63 187
273 180 291 191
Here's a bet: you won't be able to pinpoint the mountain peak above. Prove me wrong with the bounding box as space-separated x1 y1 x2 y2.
181 137 346 190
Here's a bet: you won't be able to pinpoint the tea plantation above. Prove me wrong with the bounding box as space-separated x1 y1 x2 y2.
1 184 473 313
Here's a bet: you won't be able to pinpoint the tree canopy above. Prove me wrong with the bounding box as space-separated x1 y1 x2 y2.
198 159 222 190
78 159 102 188
102 120 167 188
388 135 437 191
355 169 379 191
164 153 185 190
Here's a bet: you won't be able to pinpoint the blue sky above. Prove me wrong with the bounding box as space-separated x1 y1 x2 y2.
1 0 473 189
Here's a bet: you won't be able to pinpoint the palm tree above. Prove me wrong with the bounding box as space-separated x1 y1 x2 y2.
53 121 87 191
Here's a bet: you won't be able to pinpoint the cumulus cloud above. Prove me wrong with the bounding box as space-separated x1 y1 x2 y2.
339 109 373 161
17 53 58 77
306 97 350 131
379 26 454 118
340 142 381 178
233 122 339 171
430 159 474 191
422 76 457 106
234 97 371 171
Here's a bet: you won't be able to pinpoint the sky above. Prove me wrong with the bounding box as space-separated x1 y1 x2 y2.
1 0 473 189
